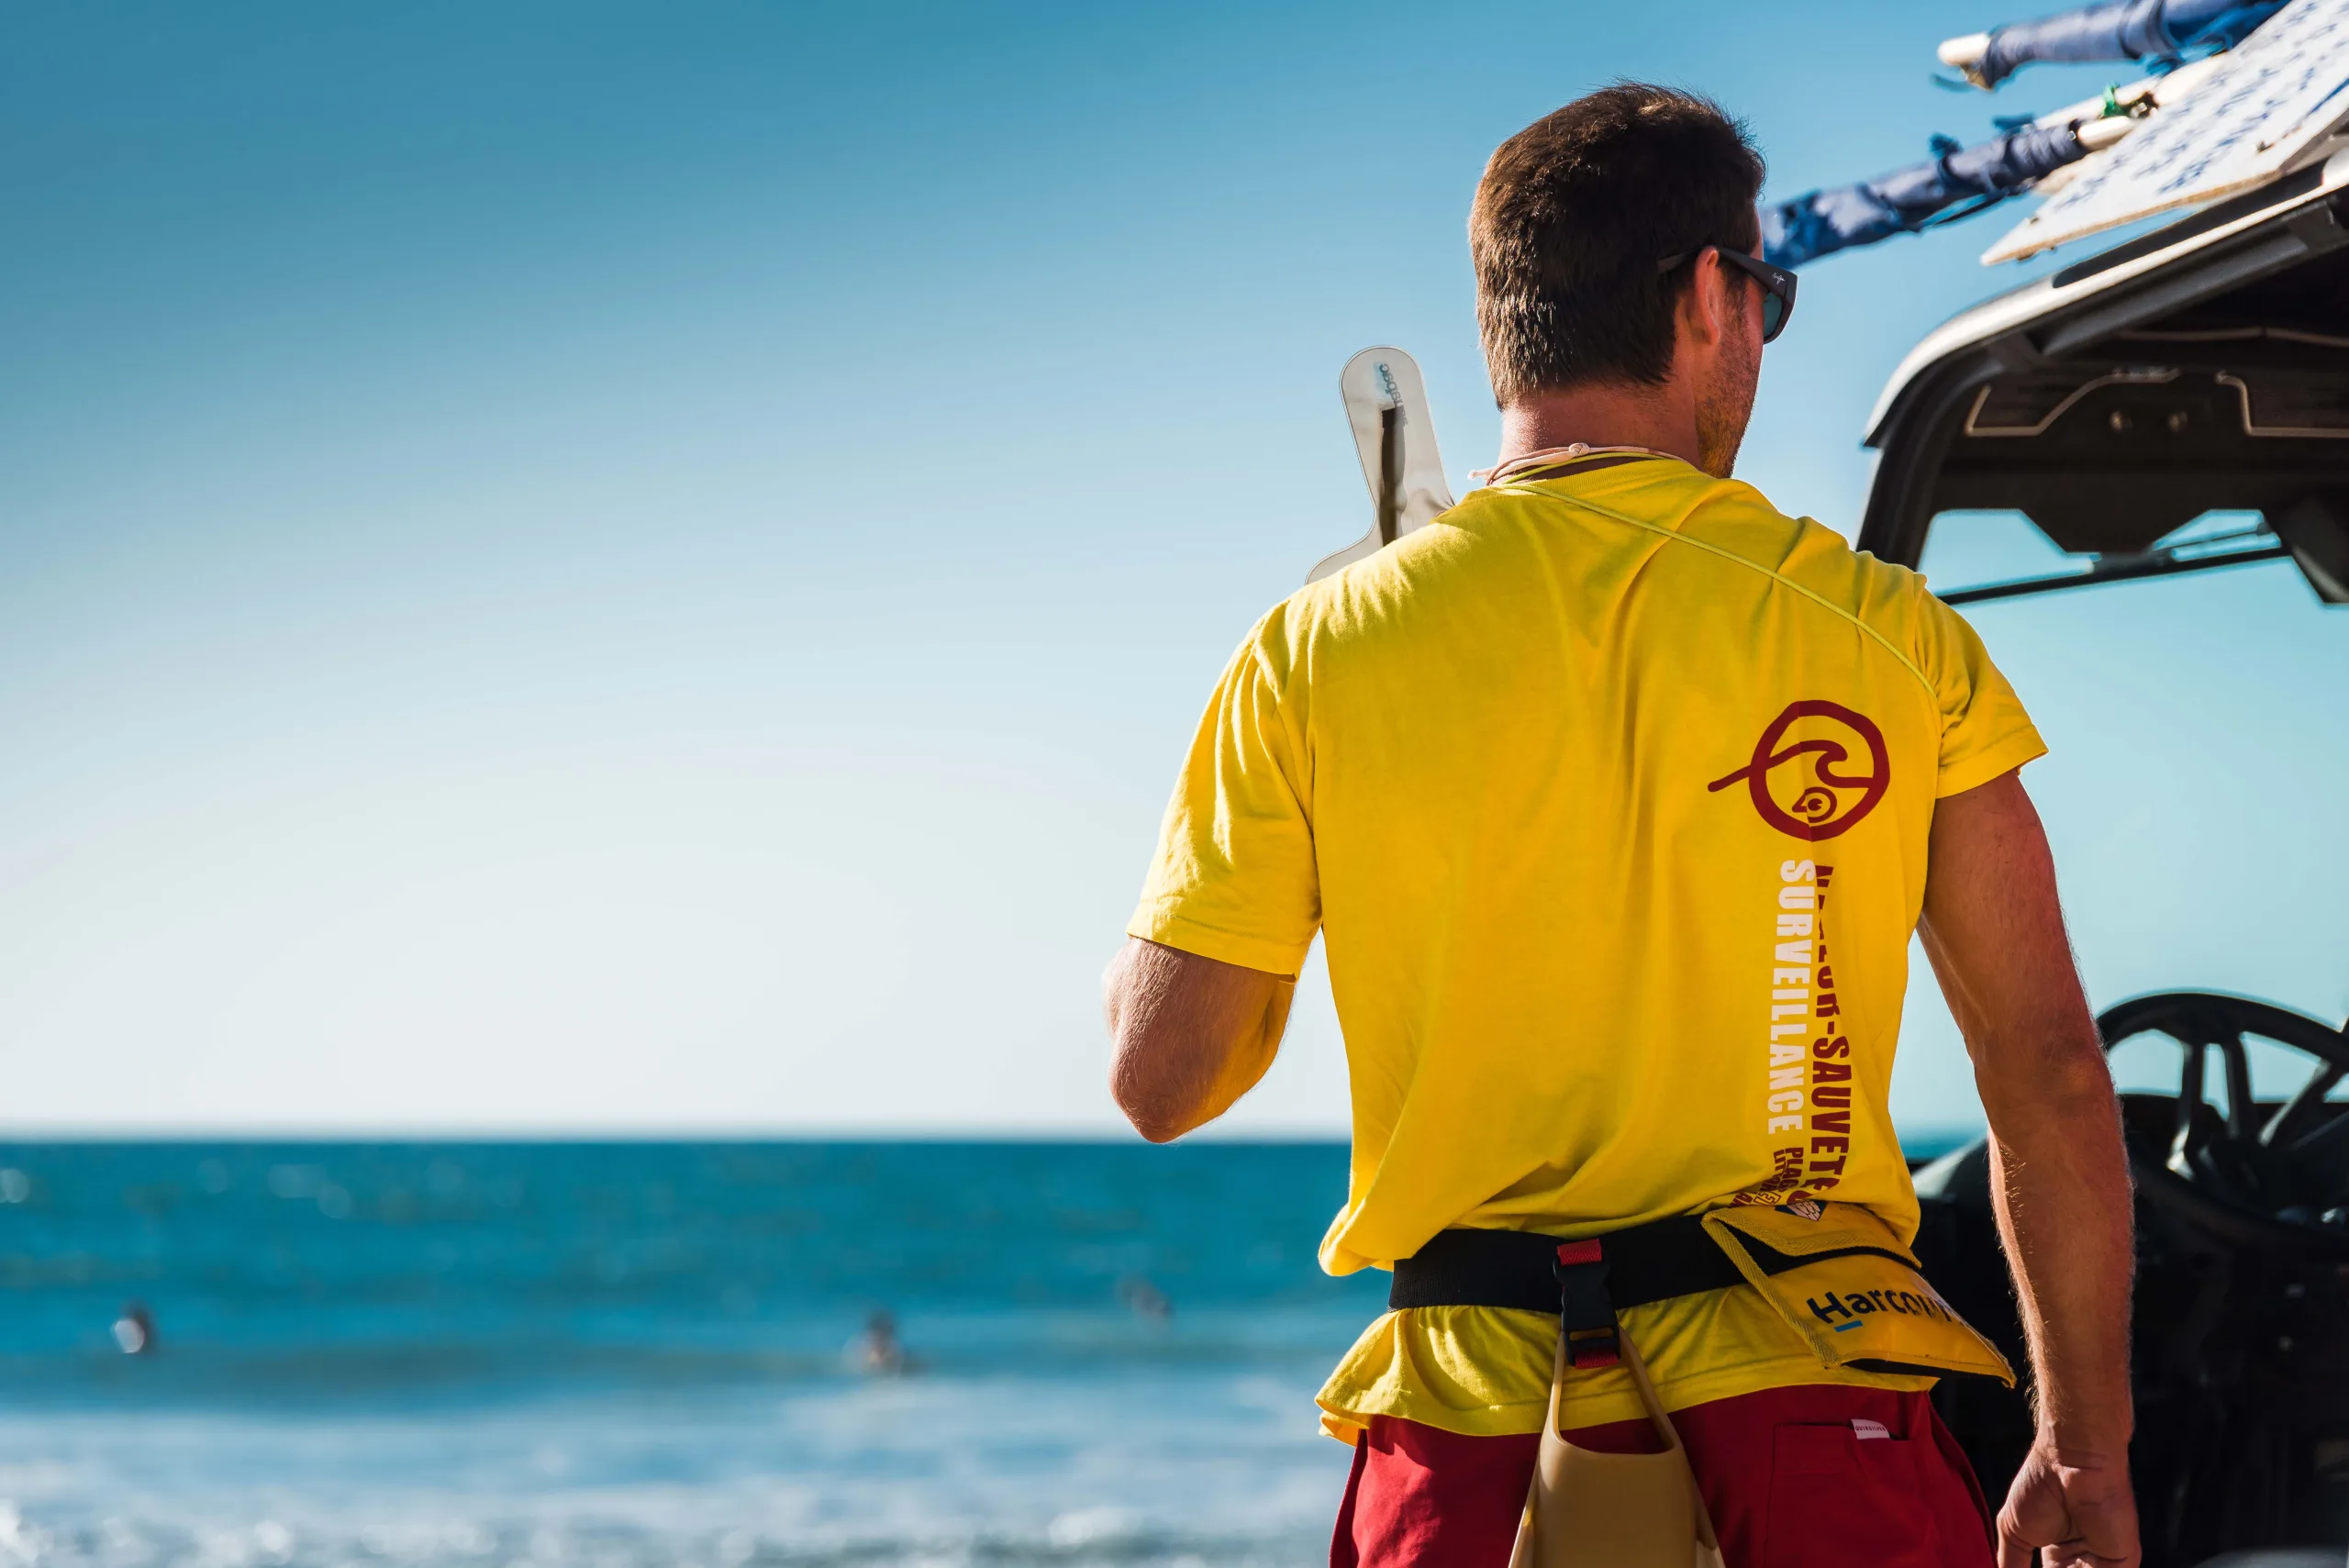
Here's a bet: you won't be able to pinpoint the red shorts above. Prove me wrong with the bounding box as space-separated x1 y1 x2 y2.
1331 1385 1995 1568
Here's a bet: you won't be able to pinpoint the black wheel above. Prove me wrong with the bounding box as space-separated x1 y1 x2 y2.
2095 994 2349 1563
1920 992 2349 1566
2098 992 2349 1254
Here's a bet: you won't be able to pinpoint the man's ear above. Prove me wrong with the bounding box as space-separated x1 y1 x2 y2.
1685 250 1736 349
1665 252 1717 364
1664 253 1724 384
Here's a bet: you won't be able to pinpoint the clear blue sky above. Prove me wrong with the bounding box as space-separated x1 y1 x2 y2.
2 2 2342 1133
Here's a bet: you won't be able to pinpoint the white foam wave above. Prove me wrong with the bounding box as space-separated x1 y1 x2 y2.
0 1368 1347 1568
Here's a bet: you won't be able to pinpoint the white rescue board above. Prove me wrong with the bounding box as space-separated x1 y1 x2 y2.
1985 0 2349 262
1307 347 1458 584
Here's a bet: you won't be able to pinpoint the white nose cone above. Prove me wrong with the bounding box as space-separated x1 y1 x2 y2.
1937 30 1991 69
111 1317 148 1354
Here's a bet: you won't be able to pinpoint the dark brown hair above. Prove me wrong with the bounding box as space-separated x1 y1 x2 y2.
1471 83 1765 403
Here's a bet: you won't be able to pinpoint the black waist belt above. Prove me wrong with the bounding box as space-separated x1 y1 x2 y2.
1391 1216 1743 1316
1391 1212 1924 1371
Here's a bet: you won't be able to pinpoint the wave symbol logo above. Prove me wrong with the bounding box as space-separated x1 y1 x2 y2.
1708 700 1890 841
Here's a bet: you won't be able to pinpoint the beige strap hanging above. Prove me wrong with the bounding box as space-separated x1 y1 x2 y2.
1506 1323 1726 1568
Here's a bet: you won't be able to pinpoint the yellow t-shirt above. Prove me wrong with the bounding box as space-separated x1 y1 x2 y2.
1128 455 2045 1439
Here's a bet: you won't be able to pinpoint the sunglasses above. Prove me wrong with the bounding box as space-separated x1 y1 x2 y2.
1656 244 1798 343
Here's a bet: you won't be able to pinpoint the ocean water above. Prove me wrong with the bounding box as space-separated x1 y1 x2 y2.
0 1141 1386 1568
0 1135 1981 1568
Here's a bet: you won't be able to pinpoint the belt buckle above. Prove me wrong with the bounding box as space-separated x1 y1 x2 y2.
1553 1240 1620 1369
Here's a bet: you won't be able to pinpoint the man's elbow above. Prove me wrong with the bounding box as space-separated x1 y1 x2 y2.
1108 1062 1190 1144
1123 1108 1187 1145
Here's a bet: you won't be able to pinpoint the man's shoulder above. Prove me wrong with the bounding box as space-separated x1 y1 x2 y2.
1274 506 1481 630
1675 477 1930 625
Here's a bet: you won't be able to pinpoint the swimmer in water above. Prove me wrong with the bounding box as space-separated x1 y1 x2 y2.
112 1301 156 1356
847 1308 915 1374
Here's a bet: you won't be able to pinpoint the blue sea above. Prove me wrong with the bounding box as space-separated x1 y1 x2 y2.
0 1141 1389 1568
0 1135 1978 1568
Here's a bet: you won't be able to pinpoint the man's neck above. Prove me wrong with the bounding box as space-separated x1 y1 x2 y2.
1496 381 1701 471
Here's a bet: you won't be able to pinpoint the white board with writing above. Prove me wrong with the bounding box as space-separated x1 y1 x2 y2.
1985 0 2349 263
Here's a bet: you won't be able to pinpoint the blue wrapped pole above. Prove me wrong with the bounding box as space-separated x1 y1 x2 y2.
1762 121 2089 268
1969 0 2285 87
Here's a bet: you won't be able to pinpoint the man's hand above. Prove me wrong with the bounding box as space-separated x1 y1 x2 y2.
1919 771 2140 1568
1104 938 1295 1142
1998 1442 2141 1568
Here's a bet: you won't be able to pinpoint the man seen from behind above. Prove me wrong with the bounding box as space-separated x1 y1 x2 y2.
1105 84 2139 1568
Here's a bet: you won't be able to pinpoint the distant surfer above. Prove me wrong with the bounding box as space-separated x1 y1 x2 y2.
1107 83 2139 1568
112 1301 156 1356
847 1309 914 1375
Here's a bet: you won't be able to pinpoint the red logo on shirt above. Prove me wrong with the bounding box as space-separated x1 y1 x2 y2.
1709 701 1890 840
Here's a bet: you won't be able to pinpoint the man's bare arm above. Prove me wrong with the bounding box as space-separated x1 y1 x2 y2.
1919 771 2139 1568
1104 938 1295 1143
